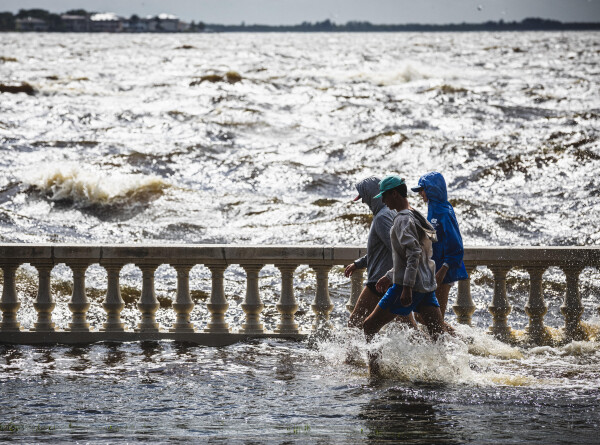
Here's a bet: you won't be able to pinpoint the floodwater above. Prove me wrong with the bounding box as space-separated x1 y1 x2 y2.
0 331 599 443
0 31 599 443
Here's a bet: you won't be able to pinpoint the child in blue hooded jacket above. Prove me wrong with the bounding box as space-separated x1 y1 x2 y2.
412 172 468 320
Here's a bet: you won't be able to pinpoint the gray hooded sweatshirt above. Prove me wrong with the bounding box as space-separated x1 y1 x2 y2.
384 208 438 293
353 177 396 285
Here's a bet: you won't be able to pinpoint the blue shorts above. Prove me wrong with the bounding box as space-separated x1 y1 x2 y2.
378 284 439 316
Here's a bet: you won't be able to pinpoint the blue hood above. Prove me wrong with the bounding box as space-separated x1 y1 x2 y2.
417 171 468 283
418 171 448 204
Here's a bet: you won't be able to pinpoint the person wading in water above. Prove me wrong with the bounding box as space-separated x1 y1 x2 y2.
345 177 416 330
411 172 468 329
363 175 446 375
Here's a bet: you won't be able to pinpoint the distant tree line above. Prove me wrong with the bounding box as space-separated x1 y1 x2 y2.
0 9 598 32
206 17 600 32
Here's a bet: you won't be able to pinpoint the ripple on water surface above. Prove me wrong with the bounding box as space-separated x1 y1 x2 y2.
0 32 599 247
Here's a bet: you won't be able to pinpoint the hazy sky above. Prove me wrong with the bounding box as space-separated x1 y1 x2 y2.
4 0 600 25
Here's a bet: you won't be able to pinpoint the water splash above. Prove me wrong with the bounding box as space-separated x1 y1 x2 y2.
314 322 600 388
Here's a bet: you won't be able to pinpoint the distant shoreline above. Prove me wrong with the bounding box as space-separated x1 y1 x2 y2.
2 11 599 33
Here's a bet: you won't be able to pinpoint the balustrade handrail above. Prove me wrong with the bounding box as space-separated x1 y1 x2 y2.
463 246 600 266
0 243 367 265
0 244 599 346
1 243 599 263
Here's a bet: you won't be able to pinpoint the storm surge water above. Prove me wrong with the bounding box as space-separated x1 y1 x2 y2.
1 32 599 443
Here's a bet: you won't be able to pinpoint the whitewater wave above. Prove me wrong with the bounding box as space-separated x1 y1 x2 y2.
351 64 431 85
22 164 169 207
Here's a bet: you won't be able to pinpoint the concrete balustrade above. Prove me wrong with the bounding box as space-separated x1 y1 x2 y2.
487 266 512 341
454 247 600 344
560 266 586 341
101 263 126 332
0 244 366 346
0 244 598 346
311 264 334 330
0 263 20 332
205 264 229 334
33 262 55 332
452 265 476 325
240 264 265 334
170 264 194 333
525 266 552 344
68 263 91 332
347 269 365 312
274 264 299 334
137 264 160 332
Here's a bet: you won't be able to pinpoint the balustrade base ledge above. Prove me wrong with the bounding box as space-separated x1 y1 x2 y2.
0 331 306 347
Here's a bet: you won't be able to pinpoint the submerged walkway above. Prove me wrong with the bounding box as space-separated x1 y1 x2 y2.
0 244 598 346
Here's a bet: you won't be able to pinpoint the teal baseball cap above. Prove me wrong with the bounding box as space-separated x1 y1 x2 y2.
374 175 405 198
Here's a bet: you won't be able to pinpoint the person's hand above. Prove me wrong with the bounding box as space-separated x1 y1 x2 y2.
376 275 392 293
344 263 357 278
400 286 412 307
436 265 449 287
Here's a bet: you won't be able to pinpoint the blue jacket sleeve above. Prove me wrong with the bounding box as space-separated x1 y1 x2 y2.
439 213 464 269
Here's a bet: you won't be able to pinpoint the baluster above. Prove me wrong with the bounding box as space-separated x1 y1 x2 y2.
68 263 90 332
560 266 587 342
0 264 21 331
204 264 229 333
346 268 364 312
170 264 195 333
33 262 55 332
453 265 476 325
310 264 334 330
101 263 125 332
525 266 552 345
488 266 513 341
274 264 299 334
240 264 265 334
136 264 160 332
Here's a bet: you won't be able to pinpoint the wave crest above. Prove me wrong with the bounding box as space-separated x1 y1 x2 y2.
24 164 169 207
351 64 431 85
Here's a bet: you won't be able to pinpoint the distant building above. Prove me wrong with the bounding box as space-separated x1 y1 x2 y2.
61 15 89 32
90 13 123 32
126 19 149 32
144 13 180 32
15 17 48 32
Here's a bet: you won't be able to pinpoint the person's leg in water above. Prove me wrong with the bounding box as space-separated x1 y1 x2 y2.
362 305 397 376
416 304 446 340
435 283 451 319
415 283 455 334
433 283 456 334
348 286 380 328
349 285 416 329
